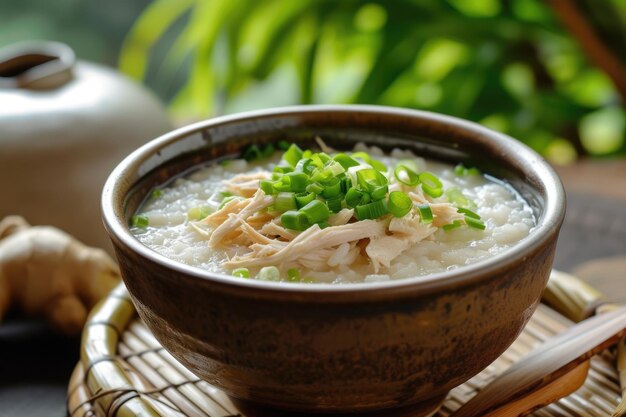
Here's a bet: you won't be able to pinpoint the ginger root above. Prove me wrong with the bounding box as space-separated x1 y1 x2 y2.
0 216 121 335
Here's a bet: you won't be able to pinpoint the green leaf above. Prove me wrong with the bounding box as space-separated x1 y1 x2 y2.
118 0 194 80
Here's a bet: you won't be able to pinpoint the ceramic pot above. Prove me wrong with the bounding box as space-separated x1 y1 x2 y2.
102 106 566 414
0 41 172 249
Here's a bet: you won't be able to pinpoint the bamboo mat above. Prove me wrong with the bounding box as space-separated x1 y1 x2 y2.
67 285 622 417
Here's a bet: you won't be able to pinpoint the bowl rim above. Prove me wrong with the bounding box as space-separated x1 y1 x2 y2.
102 104 565 299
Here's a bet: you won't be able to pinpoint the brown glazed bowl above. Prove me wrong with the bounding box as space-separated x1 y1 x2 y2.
102 105 565 415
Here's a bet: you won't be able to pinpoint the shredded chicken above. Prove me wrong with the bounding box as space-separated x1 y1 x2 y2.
223 172 271 198
366 213 436 272
327 209 354 226
259 220 296 240
430 203 464 227
224 220 385 269
408 190 429 205
207 190 273 247
203 198 248 226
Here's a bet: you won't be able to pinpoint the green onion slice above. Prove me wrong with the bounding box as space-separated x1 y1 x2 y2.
465 217 486 230
326 196 343 213
218 195 243 209
243 145 261 162
356 168 388 192
419 172 443 198
275 192 297 212
346 188 367 208
445 187 475 209
457 207 481 219
295 192 316 208
454 163 481 176
306 182 324 194
352 151 386 172
388 191 412 217
131 215 149 228
287 268 300 282
187 206 213 221
416 204 433 223
285 172 309 193
355 199 388 220
276 140 290 150
261 143 275 158
259 266 280 281
370 185 388 201
333 153 360 169
260 180 275 195
321 177 342 199
394 164 420 186
273 165 294 174
151 188 163 198
442 220 462 232
232 268 250 278
300 200 330 223
281 210 310 231
283 144 303 167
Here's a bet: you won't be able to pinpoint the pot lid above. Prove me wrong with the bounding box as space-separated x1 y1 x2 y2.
0 41 75 90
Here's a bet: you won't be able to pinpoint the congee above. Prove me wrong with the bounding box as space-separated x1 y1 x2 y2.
131 141 535 283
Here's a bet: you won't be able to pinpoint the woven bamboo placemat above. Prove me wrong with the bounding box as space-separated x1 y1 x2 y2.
66 284 622 417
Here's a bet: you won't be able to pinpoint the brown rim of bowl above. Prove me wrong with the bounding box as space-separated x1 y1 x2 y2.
102 105 565 302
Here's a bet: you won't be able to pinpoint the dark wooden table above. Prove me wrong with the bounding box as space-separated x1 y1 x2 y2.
1 161 625 417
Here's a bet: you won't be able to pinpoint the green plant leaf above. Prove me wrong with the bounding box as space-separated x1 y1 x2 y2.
118 0 194 79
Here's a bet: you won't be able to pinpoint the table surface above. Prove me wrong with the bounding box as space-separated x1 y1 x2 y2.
1 160 625 417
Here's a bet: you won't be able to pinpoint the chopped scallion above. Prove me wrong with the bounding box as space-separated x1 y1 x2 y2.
306 182 324 194
261 143 275 158
445 187 475 209
260 180 275 195
300 200 330 223
287 268 300 282
259 266 280 281
232 268 250 278
416 204 433 223
442 220 463 232
356 169 388 193
281 210 310 231
419 172 443 198
284 144 303 167
277 140 290 150
457 207 481 219
355 199 388 220
388 191 412 217
345 188 367 208
295 192 316 208
394 165 420 186
326 196 343 213
218 195 243 209
285 172 309 193
370 185 388 201
187 206 213 221
243 145 261 162
275 192 297 212
465 216 486 230
151 188 163 198
273 165 294 174
333 153 360 169
131 215 149 228
454 163 481 176
321 177 342 199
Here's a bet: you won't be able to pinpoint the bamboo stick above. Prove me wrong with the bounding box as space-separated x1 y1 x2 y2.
79 282 163 417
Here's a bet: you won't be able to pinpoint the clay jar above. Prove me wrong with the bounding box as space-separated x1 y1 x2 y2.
0 41 172 249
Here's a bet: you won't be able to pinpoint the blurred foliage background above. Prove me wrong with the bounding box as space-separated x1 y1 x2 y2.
2 0 625 163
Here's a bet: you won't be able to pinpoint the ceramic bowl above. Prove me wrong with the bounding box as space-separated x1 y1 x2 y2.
102 105 565 415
